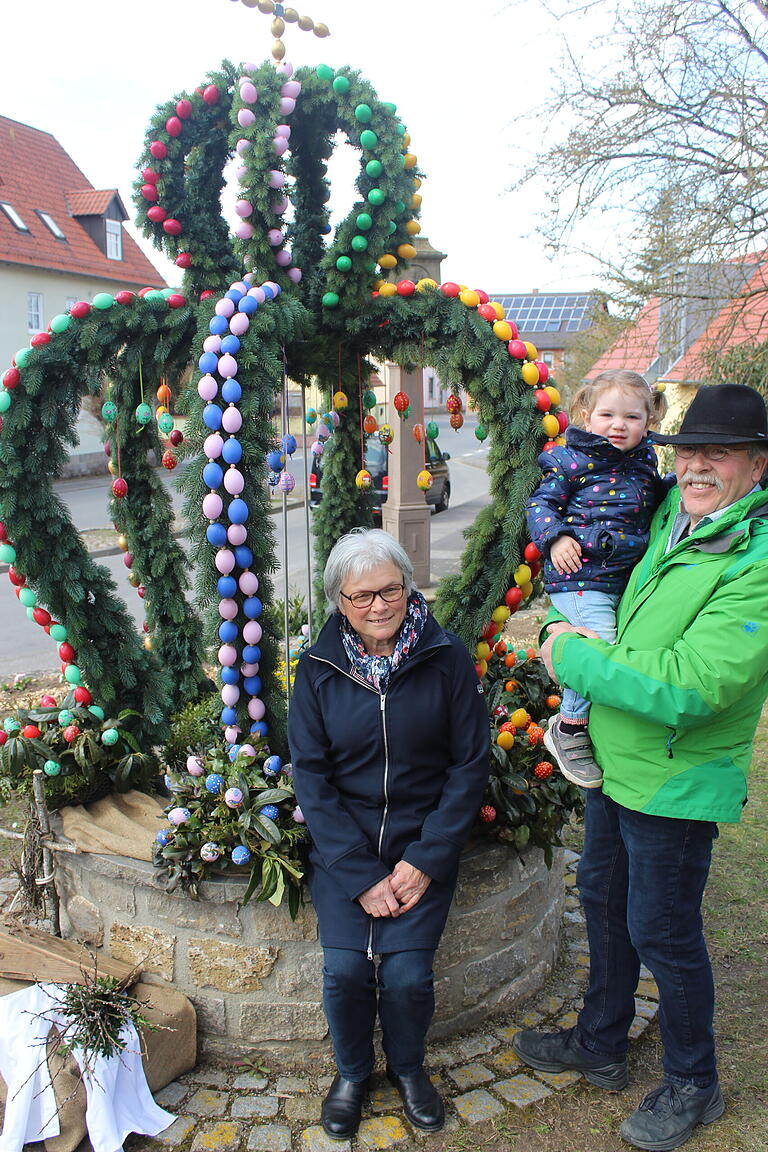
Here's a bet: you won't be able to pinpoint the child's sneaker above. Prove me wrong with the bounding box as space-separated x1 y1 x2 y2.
544 716 603 789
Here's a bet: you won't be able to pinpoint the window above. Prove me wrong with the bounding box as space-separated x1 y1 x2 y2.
65 296 78 312
1 201 29 232
27 292 44 333
542 352 555 367
105 219 122 260
37 211 66 240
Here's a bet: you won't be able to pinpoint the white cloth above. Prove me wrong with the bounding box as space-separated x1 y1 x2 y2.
0 983 175 1152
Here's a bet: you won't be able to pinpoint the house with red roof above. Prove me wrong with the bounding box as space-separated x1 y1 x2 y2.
584 255 768 429
0 114 166 366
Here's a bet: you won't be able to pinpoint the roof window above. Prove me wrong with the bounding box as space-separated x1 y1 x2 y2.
1 201 29 232
37 211 67 240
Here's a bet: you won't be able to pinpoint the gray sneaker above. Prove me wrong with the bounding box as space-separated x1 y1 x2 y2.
620 1080 724 1150
544 716 603 788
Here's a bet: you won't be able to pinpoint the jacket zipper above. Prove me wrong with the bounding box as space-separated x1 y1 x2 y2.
369 692 390 960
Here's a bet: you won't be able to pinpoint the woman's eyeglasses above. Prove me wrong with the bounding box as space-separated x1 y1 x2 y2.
674 445 745 462
339 583 406 610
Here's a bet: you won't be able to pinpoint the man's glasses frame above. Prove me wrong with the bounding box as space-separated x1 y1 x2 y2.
339 582 406 610
674 445 747 462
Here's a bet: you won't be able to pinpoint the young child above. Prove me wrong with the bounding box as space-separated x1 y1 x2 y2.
525 369 669 787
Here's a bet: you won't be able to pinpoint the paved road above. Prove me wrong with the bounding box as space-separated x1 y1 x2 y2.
0 414 489 677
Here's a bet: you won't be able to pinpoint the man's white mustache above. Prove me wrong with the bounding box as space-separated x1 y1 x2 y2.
680 470 724 491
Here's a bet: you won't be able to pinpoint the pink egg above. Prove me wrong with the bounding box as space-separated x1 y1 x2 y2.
238 109 256 128
241 60 257 72
218 599 238 621
235 199 253 217
288 267 303 283
248 287 267 303
229 313 249 336
273 137 289 157
215 548 235 574
203 493 223 519
221 684 240 706
231 281 248 294
235 164 248 180
235 139 251 155
271 196 289 215
278 471 296 493
240 82 258 103
198 375 218 401
186 755 205 776
243 620 262 645
279 97 296 116
275 250 292 267
263 281 280 295
317 423 330 438
311 440 324 456
204 433 224 459
215 298 235 318
218 354 238 378
330 412 340 428
281 80 301 99
248 697 266 721
218 643 238 665
275 124 291 139
268 228 284 246
239 743 256 757
203 335 221 353
222 408 243 434
224 467 244 494
268 170 286 189
224 725 240 742
240 662 259 676
239 571 259 595
276 60 293 78
227 523 247 545
235 222 254 240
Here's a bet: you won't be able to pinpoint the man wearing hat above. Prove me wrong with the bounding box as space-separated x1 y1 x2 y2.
513 383 768 1150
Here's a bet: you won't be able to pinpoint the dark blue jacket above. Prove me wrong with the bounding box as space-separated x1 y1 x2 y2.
288 611 490 953
525 427 668 594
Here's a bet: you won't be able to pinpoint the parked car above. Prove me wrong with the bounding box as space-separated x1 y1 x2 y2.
309 435 451 515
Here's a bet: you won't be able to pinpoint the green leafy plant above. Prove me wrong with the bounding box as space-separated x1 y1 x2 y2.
160 689 220 774
54 972 156 1066
154 741 306 914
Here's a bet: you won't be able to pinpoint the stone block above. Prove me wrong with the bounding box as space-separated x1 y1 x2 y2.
436 904 496 969
636 977 659 1000
534 1069 582 1088
109 922 175 980
629 1015 651 1039
66 894 104 946
191 1067 233 1088
191 1121 241 1151
494 1074 553 1106
556 1010 579 1029
276 1074 313 1094
233 1072 269 1091
540 994 565 1018
285 1094 323 1122
357 1115 410 1148
455 1033 499 1060
238 898 319 942
447 1062 494 1090
453 1088 506 1124
501 879 549 938
231 1095 279 1119
190 995 227 1036
301 1124 351 1151
463 942 527 1007
143 888 243 938
75 868 137 917
186 1088 229 1117
188 938 278 992
247 1123 292 1151
634 997 658 1020
154 1081 189 1109
491 1046 523 1074
368 1081 402 1113
453 843 518 907
154 1115 197 1145
520 1009 544 1027
240 1000 328 1041
275 948 324 996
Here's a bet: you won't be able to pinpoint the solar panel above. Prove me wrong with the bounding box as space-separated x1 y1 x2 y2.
493 292 594 333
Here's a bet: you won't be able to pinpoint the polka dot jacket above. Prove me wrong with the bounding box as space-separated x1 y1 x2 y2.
525 426 670 595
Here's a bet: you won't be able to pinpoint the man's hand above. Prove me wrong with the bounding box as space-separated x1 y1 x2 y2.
540 625 601 680
549 535 583 574
390 861 431 913
358 876 401 917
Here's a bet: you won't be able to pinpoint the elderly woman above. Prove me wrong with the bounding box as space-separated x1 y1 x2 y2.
288 528 489 1140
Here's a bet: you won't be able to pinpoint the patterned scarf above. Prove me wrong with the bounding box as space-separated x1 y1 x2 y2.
339 591 429 693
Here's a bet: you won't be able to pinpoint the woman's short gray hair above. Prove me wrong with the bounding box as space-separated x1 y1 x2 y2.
324 528 415 611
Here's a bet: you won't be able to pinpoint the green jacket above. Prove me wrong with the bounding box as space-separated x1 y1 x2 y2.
551 485 768 822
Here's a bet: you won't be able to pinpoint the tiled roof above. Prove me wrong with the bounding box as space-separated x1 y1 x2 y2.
0 114 164 286
585 298 661 379
67 189 126 219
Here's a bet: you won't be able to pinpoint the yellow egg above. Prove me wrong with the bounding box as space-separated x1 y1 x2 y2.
410 193 422 210
396 243 417 259
378 254 397 270
524 341 538 361
405 220 421 236
542 413 560 437
514 563 532 586
403 153 417 170
143 636 153 651
378 281 397 297
459 289 480 308
107 460 117 475
520 581 534 599
491 301 506 320
416 469 432 490
544 385 561 406
412 177 422 189
521 361 540 386
403 133 411 147
416 278 438 291
355 469 373 490
272 39 286 59
155 405 168 418
492 605 511 624
493 320 513 342
476 658 488 676
555 436 567 446
475 641 491 661
333 391 348 410
117 534 129 551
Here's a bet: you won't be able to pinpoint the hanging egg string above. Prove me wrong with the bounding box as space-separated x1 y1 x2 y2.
415 332 432 493
201 275 286 752
279 343 293 709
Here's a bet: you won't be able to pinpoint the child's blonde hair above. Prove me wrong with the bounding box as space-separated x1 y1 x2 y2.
571 370 668 430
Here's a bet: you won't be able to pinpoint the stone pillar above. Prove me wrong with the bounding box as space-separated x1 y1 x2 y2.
380 363 431 587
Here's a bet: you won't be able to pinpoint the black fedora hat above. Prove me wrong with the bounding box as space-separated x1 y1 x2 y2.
651 383 768 445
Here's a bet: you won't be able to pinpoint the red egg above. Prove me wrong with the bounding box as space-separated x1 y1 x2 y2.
535 360 550 383
167 294 186 309
440 282 460 298
556 411 569 433
115 291 135 305
149 141 168 160
176 99 193 119
163 218 182 236
396 280 415 297
3 367 20 390
203 85 220 105
534 389 551 412
523 542 541 563
147 205 167 223
474 289 489 304
507 339 527 359
73 686 92 705
166 116 183 137
477 304 496 323
175 252 192 269
141 184 159 202
58 642 76 662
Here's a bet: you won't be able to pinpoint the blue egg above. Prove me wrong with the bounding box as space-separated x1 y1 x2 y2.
225 289 243 303
228 745 240 762
250 721 268 736
231 845 251 865
261 284 274 300
243 596 262 619
268 471 280 487
221 666 239 684
239 296 258 315
266 450 285 472
222 379 242 404
263 754 282 776
228 498 249 524
198 352 218 374
156 830 171 846
163 773 172 791
244 675 262 695
220 334 241 355
221 706 237 725
320 223 332 235
243 643 261 663
203 404 222 431
222 438 242 464
234 546 253 569
217 575 237 598
203 461 224 488
209 315 228 335
205 773 225 794
219 620 238 643
207 522 227 547
259 804 279 821
282 434 297 455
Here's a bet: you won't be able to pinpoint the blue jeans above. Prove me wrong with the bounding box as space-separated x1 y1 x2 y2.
575 789 718 1086
549 590 620 720
323 948 435 1080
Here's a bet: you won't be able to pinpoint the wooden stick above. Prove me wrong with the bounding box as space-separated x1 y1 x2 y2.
32 770 61 936
0 826 79 854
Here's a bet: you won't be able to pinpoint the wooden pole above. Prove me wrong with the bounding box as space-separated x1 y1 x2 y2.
31 770 61 936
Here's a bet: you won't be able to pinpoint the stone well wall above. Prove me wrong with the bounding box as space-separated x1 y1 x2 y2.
53 840 565 1061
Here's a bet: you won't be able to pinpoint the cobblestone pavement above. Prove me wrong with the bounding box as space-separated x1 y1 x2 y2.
124 851 659 1152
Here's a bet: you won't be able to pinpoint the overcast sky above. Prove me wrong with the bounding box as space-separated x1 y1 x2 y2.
3 0 601 295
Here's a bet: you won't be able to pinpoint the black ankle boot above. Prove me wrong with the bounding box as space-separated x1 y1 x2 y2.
387 1067 445 1132
320 1073 368 1139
